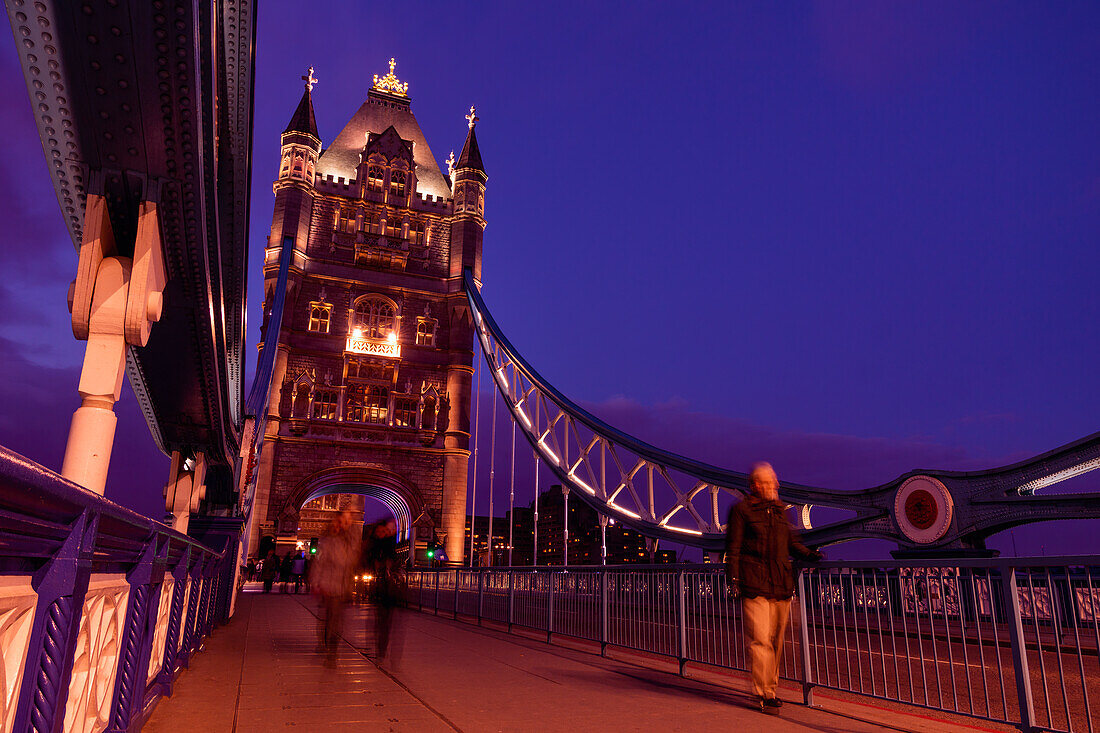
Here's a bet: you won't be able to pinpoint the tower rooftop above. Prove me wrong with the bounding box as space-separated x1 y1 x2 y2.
316 60 451 200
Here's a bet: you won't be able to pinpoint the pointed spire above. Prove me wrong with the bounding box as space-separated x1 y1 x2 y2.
284 66 318 138
456 105 485 174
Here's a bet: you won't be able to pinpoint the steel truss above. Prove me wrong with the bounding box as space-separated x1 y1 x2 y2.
464 270 1100 552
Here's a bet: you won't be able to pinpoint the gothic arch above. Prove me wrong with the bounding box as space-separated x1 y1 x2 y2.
277 465 428 542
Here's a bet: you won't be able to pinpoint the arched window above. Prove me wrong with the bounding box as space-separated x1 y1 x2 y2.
361 211 380 234
308 303 331 333
385 217 403 240
393 397 417 428
292 152 304 176
390 169 407 198
409 220 426 245
353 297 397 339
280 153 291 177
311 390 338 420
367 166 384 194
416 318 436 347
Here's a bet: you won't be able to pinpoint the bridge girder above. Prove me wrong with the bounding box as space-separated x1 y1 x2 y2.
5 0 256 471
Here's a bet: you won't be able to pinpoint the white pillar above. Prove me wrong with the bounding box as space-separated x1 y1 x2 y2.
62 196 165 494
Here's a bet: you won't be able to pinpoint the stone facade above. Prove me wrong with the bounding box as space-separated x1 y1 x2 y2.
249 63 485 564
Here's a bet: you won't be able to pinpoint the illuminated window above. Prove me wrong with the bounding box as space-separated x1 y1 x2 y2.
337 209 355 234
353 297 397 338
322 494 339 510
415 318 436 347
311 390 337 420
409 220 427 245
292 152 304 175
367 166 384 194
393 397 417 428
361 211 380 234
364 385 388 424
307 302 331 333
385 217 403 239
390 169 407 198
346 358 393 383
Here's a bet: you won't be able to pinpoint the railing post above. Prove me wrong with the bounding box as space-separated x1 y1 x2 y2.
434 569 440 614
477 570 485 625
508 570 515 631
453 570 460 618
108 535 164 732
600 568 609 656
12 510 96 733
158 544 191 695
797 568 815 706
676 570 688 676
547 571 555 643
179 556 203 666
1001 564 1038 732
417 571 423 612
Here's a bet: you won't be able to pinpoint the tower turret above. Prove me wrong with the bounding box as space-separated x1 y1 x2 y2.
278 67 321 184
449 106 487 284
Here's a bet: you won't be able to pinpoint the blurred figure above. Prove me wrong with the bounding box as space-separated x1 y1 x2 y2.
246 558 256 582
291 551 306 593
260 548 279 593
280 552 293 593
725 462 822 714
362 518 401 661
310 510 358 667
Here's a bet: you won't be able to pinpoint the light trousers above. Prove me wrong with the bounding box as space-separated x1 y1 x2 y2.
742 595 792 699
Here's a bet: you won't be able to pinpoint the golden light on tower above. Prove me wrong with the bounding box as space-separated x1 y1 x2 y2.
371 57 409 97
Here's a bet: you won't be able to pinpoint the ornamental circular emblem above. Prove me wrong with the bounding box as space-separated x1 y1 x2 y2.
893 475 954 544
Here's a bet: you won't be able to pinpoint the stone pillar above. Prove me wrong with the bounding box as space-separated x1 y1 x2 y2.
441 363 473 564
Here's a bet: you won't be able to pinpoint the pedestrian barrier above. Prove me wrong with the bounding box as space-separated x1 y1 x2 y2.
406 558 1099 733
0 446 233 731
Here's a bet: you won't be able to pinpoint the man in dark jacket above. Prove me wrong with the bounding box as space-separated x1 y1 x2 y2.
726 462 822 713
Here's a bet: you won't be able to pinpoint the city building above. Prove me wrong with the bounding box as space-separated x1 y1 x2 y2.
466 486 676 565
246 60 486 564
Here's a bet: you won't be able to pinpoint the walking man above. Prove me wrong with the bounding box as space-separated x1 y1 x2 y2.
725 462 822 714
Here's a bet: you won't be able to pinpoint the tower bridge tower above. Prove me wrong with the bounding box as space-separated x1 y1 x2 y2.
250 61 484 564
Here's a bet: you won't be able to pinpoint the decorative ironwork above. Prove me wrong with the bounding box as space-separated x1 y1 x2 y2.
372 58 408 97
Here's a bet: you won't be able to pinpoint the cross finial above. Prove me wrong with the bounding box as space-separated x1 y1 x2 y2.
466 105 479 130
389 57 396 74
301 66 317 92
445 150 456 179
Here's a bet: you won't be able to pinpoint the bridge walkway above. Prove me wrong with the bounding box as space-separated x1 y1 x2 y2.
144 589 1000 732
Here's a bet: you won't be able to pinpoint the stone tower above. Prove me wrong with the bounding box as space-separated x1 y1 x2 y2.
249 61 484 564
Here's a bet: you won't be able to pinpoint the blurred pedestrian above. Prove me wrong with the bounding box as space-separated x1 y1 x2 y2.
291 551 306 593
362 519 401 661
246 558 256 582
310 511 358 667
280 552 293 592
260 548 279 593
725 462 822 714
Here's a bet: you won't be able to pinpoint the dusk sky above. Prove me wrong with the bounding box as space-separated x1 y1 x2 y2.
1 2 1097 558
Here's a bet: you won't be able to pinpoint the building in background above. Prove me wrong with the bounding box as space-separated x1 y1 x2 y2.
466 486 676 565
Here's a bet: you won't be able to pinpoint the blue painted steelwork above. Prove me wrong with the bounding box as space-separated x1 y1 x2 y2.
0 446 230 732
463 269 1100 553
406 558 1100 733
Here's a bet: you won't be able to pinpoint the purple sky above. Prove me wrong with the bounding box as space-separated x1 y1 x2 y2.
2 2 1097 558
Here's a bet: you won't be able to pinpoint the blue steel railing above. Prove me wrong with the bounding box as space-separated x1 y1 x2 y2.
404 559 1099 733
0 445 232 732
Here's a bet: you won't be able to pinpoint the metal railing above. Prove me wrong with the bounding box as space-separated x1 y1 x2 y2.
0 446 233 732
405 558 1099 733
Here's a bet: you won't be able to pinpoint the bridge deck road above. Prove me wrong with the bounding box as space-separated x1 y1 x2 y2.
145 590 995 732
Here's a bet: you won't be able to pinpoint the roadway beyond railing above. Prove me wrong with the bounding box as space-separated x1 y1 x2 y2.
0 446 233 732
404 559 1100 733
